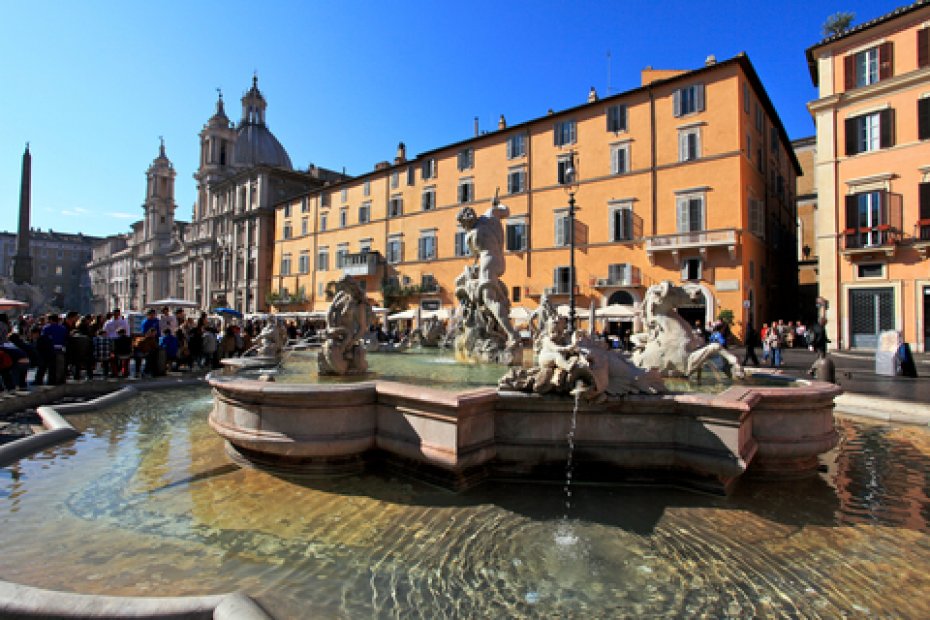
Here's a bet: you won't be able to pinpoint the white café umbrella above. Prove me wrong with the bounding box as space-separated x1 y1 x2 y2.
387 309 416 321
595 304 638 319
145 297 200 309
0 298 28 311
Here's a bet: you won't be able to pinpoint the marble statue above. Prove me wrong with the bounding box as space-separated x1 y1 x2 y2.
630 281 744 379
499 317 665 402
452 193 523 365
318 275 374 375
528 293 560 353
246 320 287 361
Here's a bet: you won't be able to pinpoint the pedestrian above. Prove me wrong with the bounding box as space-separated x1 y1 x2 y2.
93 329 113 378
742 321 760 366
113 328 132 377
160 328 179 371
897 340 918 378
766 323 783 368
760 322 770 363
808 317 829 358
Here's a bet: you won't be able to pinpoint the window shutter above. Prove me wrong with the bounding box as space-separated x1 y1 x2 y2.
569 121 577 144
676 198 688 232
845 195 858 231
920 28 930 68
844 117 858 156
678 132 687 161
506 138 512 159
920 182 930 220
880 108 895 148
844 55 856 90
696 84 705 112
920 99 930 140
673 89 681 117
619 105 627 131
879 42 894 80
553 124 560 146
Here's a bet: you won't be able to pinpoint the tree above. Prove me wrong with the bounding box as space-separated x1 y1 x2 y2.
822 11 855 37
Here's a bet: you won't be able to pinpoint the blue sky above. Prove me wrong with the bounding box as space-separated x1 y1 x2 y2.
1 0 904 239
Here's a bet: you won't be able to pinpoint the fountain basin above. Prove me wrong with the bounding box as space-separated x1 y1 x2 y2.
209 374 842 493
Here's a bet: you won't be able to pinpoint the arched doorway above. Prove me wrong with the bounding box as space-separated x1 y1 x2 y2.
677 283 711 333
608 290 635 305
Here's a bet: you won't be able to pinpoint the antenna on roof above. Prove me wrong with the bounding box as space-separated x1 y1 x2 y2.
607 50 612 95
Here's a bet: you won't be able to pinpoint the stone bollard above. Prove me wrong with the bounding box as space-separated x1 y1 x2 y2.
153 348 168 377
811 355 836 384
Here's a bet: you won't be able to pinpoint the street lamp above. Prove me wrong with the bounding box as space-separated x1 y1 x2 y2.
564 152 579 335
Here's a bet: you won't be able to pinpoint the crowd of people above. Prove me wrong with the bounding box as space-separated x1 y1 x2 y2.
690 317 830 368
0 307 320 394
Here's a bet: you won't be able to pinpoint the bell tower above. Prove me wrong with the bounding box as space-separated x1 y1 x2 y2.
240 74 267 126
143 138 177 244
193 89 237 220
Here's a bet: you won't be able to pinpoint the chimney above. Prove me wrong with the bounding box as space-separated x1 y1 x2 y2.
474 117 479 137
394 142 406 165
374 161 390 170
588 86 598 102
498 114 506 130
705 54 717 66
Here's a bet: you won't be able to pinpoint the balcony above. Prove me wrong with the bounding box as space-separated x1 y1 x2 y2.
913 218 930 258
342 251 382 277
645 229 739 263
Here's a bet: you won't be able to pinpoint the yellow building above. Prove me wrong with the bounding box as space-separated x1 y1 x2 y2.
807 1 930 350
794 136 820 323
273 53 800 340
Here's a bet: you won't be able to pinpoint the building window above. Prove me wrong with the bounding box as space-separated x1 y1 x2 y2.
512 286 522 303
678 127 701 162
918 98 930 140
391 171 399 189
552 266 573 294
458 178 474 204
359 238 372 253
673 84 705 117
341 189 348 203
857 263 885 279
56 250 63 259
845 109 894 155
748 197 765 238
920 182 930 240
609 202 634 242
676 193 705 232
606 104 627 133
506 221 527 251
844 190 899 248
418 231 437 260
280 253 292 276
611 142 630 174
555 212 571 246
507 133 526 159
389 195 403 218
746 133 752 161
681 258 702 281
282 222 292 240
363 180 371 197
454 228 470 257
301 197 309 213
283 204 292 218
553 120 577 147
743 84 750 114
358 202 371 224
316 247 329 271
340 208 348 227
920 28 930 67
421 158 436 180
407 165 416 186
508 167 526 194
301 217 309 236
298 251 309 274
320 212 328 231
421 187 436 211
335 244 349 269
387 237 403 264
845 43 893 89
457 148 474 171
557 156 574 185
55 265 63 276
754 102 763 132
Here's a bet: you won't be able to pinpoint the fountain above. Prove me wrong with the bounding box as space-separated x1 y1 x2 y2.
209 222 840 493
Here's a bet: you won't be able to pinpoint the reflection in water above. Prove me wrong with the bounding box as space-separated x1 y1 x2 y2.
0 388 928 618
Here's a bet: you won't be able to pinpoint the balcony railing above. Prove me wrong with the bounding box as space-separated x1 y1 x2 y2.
594 265 641 288
646 228 739 252
841 225 903 250
342 251 382 277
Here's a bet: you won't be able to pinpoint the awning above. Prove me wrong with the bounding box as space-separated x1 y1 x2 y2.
146 298 201 309
595 304 637 319
0 298 28 311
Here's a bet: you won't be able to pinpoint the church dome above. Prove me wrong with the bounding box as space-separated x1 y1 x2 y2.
233 124 293 169
232 75 293 170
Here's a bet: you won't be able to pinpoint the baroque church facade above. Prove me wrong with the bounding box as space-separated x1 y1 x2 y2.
88 77 345 314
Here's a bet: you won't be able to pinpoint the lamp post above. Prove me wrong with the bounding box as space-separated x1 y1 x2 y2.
564 152 579 335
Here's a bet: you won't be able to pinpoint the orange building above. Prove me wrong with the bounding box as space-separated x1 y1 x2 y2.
794 136 820 323
273 53 799 340
807 1 930 350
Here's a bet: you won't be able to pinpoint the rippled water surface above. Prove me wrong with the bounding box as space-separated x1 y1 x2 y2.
1 387 929 618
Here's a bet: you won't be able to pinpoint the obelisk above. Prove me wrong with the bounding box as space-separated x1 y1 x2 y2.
12 143 33 284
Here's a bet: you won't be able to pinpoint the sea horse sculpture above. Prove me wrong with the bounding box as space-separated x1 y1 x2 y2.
631 281 744 379
318 275 374 375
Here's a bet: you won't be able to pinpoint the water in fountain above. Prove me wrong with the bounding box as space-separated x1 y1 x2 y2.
555 390 582 549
